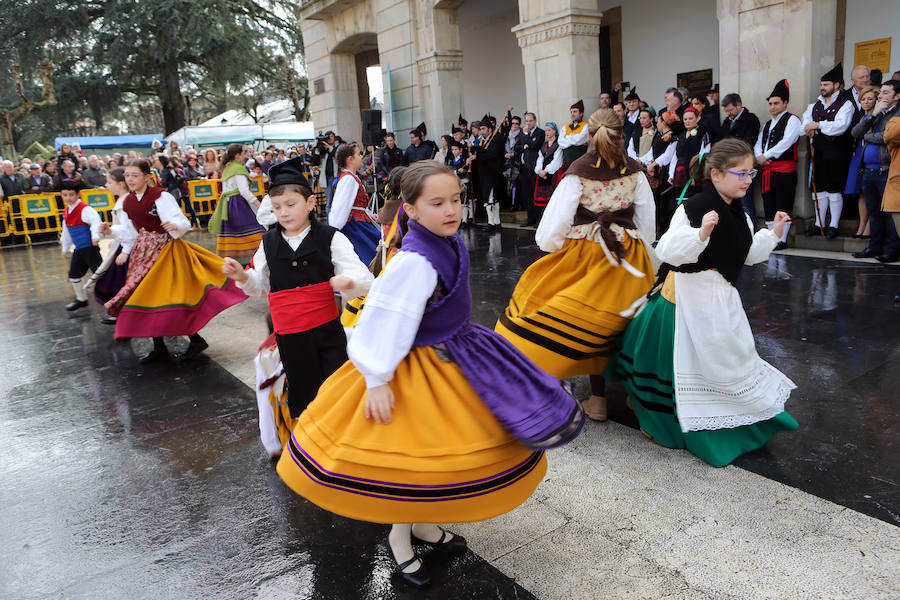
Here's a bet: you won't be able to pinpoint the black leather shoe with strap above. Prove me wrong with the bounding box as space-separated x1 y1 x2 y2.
387 544 431 588
411 526 467 555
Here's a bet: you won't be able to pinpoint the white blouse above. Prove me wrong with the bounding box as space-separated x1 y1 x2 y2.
328 170 364 230
656 204 779 268
534 144 563 176
222 174 259 208
346 251 437 389
110 190 191 254
535 172 657 252
237 227 373 303
558 121 590 149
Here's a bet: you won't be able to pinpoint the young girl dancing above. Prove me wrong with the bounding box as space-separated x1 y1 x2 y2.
87 167 130 325
276 161 584 588
210 143 267 265
495 108 657 421
328 143 381 265
103 159 246 363
605 139 798 467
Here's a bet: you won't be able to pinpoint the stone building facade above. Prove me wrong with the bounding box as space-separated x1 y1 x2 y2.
299 0 898 221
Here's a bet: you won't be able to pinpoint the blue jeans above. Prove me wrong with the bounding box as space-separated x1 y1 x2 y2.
862 169 900 255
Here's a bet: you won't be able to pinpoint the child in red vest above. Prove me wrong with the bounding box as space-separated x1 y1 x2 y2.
59 178 103 312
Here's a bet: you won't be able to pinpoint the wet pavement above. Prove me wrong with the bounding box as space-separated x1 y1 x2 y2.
1 228 898 599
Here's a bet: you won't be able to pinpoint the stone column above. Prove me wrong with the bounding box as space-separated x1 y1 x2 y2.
513 1 604 126
718 0 838 220
416 51 464 139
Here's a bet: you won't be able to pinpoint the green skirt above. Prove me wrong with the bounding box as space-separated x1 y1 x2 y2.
605 291 798 467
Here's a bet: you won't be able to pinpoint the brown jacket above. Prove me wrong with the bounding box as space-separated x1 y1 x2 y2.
884 116 900 212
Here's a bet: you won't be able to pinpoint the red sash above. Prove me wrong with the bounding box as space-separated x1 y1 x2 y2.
268 282 338 334
761 159 796 194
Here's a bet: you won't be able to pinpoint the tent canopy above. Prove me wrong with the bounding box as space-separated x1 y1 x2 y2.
55 134 164 150
165 122 316 149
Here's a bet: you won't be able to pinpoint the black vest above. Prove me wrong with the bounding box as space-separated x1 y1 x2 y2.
675 131 703 168
810 92 852 160
262 219 337 292
761 112 797 162
669 182 753 287
651 132 672 161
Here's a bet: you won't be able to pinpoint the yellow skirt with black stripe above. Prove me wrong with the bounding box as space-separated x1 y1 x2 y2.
495 236 654 379
276 346 546 524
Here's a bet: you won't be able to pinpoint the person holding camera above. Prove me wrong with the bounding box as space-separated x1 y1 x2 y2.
311 131 340 213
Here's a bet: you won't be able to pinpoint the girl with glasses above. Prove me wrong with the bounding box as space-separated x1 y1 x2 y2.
606 138 798 467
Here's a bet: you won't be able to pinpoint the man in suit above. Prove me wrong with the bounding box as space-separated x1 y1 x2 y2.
514 112 545 227
721 93 762 220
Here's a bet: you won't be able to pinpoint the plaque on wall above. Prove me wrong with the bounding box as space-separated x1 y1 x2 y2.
677 69 714 98
854 38 891 73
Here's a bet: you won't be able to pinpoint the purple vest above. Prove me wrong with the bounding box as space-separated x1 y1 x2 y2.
399 220 472 347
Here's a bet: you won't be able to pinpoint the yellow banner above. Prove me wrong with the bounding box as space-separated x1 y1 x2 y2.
854 38 891 73
189 179 220 202
80 189 114 211
17 194 59 217
249 176 267 197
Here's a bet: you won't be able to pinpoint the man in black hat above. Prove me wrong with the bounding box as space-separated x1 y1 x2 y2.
559 99 589 171
801 62 855 238
623 87 642 142
755 79 803 250
471 110 513 231
458 114 469 139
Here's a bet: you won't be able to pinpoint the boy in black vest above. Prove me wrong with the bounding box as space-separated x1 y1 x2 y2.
222 157 373 417
59 178 103 311
755 79 803 249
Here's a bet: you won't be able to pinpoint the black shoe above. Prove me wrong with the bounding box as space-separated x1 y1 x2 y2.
774 241 788 251
894 295 900 307
524 220 537 228
179 337 209 360
412 526 468 555
139 348 171 364
825 226 839 239
65 299 89 311
805 224 822 237
387 544 430 588
876 252 900 263
852 248 880 259
100 316 117 325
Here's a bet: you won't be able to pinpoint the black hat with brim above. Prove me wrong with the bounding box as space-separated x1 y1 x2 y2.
624 87 640 101
821 62 843 83
571 99 585 111
268 156 311 189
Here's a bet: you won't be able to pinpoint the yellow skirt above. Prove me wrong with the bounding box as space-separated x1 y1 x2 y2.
276 346 547 524
495 236 654 379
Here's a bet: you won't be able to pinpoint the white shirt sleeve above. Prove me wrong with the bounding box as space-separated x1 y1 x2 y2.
545 146 563 175
331 231 374 302
744 216 779 265
346 252 437 388
235 242 269 297
534 150 545 175
60 221 73 253
627 137 638 160
535 175 581 252
655 204 710 266
657 141 676 167
638 144 654 166
256 194 276 227
763 115 803 159
81 205 102 241
235 175 258 206
328 174 357 229
558 123 589 148
633 173 657 244
254 352 283 455
668 155 677 182
801 103 815 127
817 101 854 137
110 202 139 254
155 191 191 239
